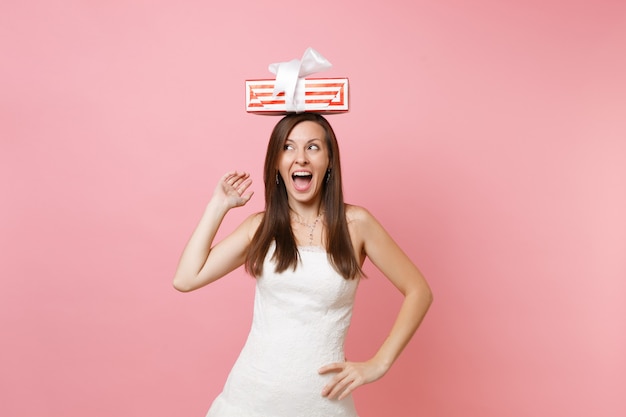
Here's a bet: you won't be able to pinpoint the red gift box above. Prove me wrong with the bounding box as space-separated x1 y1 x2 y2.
245 77 349 114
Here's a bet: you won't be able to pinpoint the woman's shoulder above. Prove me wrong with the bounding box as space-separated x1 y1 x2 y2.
344 204 379 258
239 211 265 241
345 203 375 222
344 204 379 232
248 211 265 223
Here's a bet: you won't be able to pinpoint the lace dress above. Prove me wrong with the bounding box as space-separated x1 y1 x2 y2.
205 244 360 417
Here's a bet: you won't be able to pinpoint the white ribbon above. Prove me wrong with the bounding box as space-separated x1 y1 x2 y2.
269 47 332 113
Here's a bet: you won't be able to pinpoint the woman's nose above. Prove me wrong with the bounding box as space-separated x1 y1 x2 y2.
295 149 308 164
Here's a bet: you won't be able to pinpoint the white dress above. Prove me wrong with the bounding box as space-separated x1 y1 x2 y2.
206 244 360 417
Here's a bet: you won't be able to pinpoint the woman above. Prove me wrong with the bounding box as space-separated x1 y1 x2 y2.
173 113 433 417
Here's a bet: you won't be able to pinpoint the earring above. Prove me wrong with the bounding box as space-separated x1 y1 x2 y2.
276 173 280 185
325 169 331 184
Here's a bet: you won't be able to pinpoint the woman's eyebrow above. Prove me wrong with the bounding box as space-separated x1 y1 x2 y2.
284 137 322 143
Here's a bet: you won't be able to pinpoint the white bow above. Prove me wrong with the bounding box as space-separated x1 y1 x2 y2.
269 47 332 113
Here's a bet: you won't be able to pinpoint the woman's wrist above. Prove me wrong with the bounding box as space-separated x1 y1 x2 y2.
205 196 232 217
369 354 392 376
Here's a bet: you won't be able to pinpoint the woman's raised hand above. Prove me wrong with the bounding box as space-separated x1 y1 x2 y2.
213 171 254 209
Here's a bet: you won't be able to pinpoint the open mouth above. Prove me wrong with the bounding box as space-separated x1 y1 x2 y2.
292 171 313 190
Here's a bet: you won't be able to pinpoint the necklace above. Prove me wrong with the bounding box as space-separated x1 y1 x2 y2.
293 212 323 246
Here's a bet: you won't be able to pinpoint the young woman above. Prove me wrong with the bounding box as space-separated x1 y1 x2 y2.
173 113 433 417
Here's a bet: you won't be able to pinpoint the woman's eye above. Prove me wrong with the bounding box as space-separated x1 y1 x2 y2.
284 144 294 151
308 144 320 150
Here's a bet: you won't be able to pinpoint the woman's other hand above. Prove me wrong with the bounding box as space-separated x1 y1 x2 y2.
318 359 388 400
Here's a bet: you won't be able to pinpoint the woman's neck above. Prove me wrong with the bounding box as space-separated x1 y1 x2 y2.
288 203 323 225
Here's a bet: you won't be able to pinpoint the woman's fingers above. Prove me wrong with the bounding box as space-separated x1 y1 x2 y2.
319 362 355 399
318 362 345 375
236 177 253 194
224 171 248 187
325 373 355 399
318 361 385 400
216 171 254 207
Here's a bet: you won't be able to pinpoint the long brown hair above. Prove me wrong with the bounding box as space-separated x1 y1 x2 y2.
245 113 362 279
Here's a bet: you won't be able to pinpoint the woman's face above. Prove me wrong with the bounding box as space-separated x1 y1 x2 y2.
277 121 330 208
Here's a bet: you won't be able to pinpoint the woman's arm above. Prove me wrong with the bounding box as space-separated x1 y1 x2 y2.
173 171 257 292
319 206 433 399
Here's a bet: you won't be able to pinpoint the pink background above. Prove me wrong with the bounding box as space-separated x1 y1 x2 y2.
1 1 625 416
